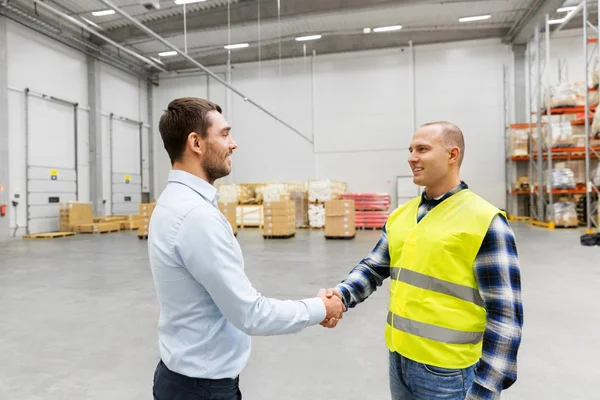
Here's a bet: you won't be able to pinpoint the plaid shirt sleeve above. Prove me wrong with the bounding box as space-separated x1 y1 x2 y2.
334 225 391 308
467 214 524 400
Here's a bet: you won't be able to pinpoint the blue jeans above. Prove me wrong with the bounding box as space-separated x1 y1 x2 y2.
153 360 242 400
389 352 477 400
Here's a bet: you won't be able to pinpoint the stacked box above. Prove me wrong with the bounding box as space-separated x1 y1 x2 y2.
263 200 296 237
78 221 121 233
218 202 238 234
324 200 356 238
60 202 94 232
138 202 156 238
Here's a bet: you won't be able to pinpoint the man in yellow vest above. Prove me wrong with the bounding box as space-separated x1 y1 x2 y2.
323 122 523 400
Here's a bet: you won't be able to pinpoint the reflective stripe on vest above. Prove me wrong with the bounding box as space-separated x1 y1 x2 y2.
390 267 484 307
387 311 484 345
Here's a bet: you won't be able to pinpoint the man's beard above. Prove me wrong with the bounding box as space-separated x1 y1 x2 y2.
202 146 230 183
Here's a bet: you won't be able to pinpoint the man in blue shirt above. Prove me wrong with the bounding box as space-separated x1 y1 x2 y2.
149 97 345 400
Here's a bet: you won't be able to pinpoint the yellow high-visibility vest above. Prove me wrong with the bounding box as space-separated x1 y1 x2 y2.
384 189 504 369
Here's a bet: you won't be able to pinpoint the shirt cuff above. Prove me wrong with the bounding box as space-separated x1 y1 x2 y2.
334 283 350 310
467 382 501 400
300 297 326 326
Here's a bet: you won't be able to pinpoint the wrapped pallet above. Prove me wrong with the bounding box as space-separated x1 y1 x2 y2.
308 204 325 228
547 202 578 227
217 184 239 204
308 179 346 202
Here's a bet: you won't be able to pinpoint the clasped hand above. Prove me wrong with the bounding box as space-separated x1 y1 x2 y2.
317 288 345 328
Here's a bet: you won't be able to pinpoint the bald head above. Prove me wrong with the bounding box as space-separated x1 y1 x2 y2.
420 121 465 167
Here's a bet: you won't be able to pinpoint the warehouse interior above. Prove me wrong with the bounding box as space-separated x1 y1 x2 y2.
0 0 599 399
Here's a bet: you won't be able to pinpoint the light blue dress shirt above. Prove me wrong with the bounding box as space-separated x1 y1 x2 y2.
148 170 326 379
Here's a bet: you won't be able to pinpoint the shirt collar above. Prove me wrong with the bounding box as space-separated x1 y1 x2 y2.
168 170 218 204
421 181 468 204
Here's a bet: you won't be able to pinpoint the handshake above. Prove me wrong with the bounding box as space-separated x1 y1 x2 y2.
317 288 345 328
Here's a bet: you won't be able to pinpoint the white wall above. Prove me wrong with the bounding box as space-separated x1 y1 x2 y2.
155 38 512 209
6 21 149 233
7 20 88 234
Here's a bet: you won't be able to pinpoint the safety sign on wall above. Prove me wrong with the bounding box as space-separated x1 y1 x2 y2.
125 175 131 184
50 169 58 181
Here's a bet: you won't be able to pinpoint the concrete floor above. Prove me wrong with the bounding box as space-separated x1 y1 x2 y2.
0 224 598 400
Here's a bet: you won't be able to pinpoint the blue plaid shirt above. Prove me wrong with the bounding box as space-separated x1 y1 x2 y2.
335 182 523 400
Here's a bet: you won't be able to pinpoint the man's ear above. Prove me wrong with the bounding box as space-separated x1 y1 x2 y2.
188 132 203 156
449 146 460 164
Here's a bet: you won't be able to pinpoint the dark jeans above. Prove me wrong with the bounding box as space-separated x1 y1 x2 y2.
389 351 477 400
153 360 242 400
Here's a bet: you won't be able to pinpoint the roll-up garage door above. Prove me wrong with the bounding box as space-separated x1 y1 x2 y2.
109 114 143 215
25 89 78 234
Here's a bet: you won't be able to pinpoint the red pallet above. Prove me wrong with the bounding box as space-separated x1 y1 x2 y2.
341 193 391 211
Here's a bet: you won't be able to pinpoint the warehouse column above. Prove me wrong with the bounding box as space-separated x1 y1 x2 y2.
0 16 10 241
513 44 527 123
87 56 104 216
147 80 155 200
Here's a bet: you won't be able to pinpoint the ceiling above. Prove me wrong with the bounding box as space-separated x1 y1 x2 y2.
0 0 597 79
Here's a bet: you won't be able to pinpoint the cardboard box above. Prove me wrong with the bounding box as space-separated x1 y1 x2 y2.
77 221 121 233
59 201 94 232
280 193 291 201
325 200 355 218
264 214 296 223
218 202 237 220
325 215 356 237
263 201 295 217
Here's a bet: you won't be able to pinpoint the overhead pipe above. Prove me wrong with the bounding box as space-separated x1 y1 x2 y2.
30 0 168 73
99 0 311 144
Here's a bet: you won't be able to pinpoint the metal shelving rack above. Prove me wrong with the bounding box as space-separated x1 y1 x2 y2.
524 1 600 232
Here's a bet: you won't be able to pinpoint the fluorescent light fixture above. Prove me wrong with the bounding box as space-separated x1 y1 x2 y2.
81 17 103 30
458 14 491 22
295 34 322 41
91 9 115 17
557 6 577 12
158 51 178 57
174 0 207 4
548 18 566 25
363 28 372 34
224 43 249 49
373 25 402 33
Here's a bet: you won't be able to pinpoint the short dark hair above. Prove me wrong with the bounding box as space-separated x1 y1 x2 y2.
420 121 465 166
158 97 222 164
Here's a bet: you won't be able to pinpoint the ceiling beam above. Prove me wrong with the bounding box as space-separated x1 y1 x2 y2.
504 0 566 44
164 27 510 70
105 0 481 44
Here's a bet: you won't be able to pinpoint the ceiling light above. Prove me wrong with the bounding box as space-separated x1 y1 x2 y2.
295 35 322 41
557 6 577 12
158 51 178 57
81 17 103 30
91 9 115 17
459 15 491 22
174 0 207 4
373 25 402 33
224 43 249 50
363 28 372 34
548 18 566 25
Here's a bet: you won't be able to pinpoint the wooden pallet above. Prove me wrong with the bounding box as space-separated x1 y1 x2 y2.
263 233 295 239
23 232 75 240
325 235 355 240
138 235 148 240
356 226 383 230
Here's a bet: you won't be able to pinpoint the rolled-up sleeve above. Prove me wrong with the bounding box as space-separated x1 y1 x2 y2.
174 205 326 335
